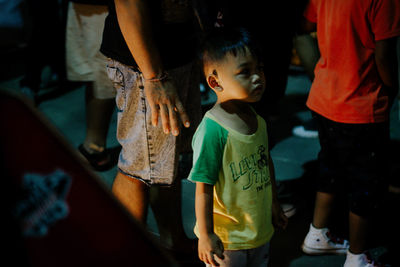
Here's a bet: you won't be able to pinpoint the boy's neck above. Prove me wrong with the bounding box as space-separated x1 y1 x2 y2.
211 100 258 135
218 99 254 116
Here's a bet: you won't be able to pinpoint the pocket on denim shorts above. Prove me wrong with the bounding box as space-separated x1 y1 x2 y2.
106 65 125 112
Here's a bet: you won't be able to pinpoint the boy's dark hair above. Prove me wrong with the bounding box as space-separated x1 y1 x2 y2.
198 27 263 74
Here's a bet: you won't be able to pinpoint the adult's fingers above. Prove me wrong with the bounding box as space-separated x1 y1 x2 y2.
175 99 190 128
148 98 159 127
159 104 170 134
168 104 180 136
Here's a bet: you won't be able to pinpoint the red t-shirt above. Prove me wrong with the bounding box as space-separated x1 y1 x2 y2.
304 0 400 123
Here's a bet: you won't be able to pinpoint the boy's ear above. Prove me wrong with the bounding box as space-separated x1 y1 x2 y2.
207 74 223 92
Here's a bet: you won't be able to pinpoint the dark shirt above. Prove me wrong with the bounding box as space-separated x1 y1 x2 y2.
100 0 199 70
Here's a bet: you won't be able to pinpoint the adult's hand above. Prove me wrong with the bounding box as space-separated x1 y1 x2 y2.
115 0 190 135
144 78 190 136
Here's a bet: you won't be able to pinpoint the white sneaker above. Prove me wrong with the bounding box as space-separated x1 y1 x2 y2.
292 125 319 138
292 119 319 138
301 224 349 255
343 250 385 267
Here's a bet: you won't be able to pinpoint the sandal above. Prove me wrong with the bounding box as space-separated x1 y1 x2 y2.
78 144 114 172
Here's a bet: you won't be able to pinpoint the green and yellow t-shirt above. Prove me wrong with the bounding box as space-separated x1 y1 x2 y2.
188 111 274 250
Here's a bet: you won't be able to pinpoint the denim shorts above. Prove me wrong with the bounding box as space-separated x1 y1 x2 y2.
106 59 201 185
313 112 390 217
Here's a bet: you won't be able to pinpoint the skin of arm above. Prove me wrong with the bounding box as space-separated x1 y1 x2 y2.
114 0 190 136
268 154 288 230
375 37 399 108
195 182 224 266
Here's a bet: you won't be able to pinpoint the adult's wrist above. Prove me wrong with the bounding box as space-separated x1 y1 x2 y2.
144 71 169 82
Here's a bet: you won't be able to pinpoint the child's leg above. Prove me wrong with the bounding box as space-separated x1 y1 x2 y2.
205 250 246 267
247 242 270 267
205 243 270 267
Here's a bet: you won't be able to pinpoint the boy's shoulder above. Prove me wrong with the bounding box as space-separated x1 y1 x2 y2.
195 110 228 138
192 111 229 153
209 104 263 135
208 104 242 129
207 105 224 120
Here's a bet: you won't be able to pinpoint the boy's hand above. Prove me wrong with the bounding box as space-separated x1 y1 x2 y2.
272 201 288 230
198 233 224 266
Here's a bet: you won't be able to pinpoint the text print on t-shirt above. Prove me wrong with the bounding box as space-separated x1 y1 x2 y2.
228 145 271 191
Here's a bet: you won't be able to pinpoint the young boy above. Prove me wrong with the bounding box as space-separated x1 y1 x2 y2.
188 27 288 267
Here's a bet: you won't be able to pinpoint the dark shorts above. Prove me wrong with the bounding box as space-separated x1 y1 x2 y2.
313 112 390 217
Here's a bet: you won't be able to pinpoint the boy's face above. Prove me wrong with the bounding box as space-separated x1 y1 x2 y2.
210 47 265 103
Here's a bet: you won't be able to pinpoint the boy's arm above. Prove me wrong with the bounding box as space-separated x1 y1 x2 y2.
375 37 399 108
114 0 190 135
268 155 288 230
195 182 224 266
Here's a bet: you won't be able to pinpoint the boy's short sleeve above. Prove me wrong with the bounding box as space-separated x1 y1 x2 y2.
188 118 228 185
369 0 400 41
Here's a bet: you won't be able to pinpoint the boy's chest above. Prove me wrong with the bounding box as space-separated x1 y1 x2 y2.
222 135 269 190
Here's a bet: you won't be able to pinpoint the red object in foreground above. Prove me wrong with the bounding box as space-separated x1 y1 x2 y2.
0 90 178 267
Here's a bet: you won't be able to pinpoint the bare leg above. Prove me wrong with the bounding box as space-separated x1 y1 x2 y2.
149 180 194 251
83 82 115 150
112 172 149 223
348 211 368 254
312 191 336 228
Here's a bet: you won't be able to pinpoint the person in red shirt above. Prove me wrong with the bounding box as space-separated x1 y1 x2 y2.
299 0 400 266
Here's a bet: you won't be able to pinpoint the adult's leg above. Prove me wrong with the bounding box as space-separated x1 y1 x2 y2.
348 211 368 254
112 172 149 223
312 191 335 228
72 4 116 168
345 121 389 257
301 114 349 255
83 83 115 151
149 179 194 251
312 114 337 229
